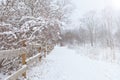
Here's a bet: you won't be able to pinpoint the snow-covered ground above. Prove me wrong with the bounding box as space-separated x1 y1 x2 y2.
0 74 7 80
27 46 120 80
74 46 120 64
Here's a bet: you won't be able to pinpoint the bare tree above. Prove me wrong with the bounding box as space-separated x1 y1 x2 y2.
101 9 115 49
80 11 98 47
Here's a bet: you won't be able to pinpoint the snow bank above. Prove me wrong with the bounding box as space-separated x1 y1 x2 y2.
75 46 120 63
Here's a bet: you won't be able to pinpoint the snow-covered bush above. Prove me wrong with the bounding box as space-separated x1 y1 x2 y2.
0 0 72 75
0 0 71 50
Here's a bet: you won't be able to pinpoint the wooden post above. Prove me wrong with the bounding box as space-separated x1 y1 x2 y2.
47 46 50 54
21 39 27 78
22 53 26 78
44 48 46 58
38 47 42 61
38 47 41 53
46 46 48 54
39 56 42 62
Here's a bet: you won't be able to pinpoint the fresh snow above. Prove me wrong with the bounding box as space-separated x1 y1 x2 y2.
0 73 7 80
26 46 120 80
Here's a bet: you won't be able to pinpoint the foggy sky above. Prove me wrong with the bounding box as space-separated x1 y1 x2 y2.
71 0 112 16
69 0 112 28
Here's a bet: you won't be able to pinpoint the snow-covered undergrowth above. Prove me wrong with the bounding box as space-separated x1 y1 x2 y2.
26 46 120 80
73 45 120 64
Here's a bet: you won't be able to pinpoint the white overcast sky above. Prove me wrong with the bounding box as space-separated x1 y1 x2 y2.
69 0 114 28
70 0 112 17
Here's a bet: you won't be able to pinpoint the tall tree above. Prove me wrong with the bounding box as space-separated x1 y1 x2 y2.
80 11 98 46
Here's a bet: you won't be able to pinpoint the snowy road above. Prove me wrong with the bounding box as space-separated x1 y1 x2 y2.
27 46 120 80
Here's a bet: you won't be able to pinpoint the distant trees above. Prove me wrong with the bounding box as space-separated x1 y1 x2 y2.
61 8 120 48
101 9 115 48
80 11 98 46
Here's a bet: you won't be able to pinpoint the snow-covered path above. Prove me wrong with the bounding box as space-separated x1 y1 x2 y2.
27 46 120 80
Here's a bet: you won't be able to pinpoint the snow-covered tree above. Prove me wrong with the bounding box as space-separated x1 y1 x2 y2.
0 0 71 50
0 0 72 73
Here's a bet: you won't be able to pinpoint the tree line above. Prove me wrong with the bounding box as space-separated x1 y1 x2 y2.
61 8 120 48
